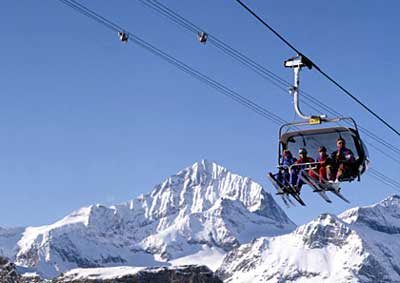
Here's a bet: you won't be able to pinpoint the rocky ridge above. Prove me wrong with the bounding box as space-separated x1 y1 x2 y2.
54 265 222 283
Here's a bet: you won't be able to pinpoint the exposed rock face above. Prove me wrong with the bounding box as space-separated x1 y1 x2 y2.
1 160 294 278
0 256 19 283
0 256 44 283
2 258 223 283
54 265 222 283
218 195 400 283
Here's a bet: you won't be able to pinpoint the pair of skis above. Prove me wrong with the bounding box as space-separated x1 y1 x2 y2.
301 169 350 204
267 173 306 207
268 170 350 207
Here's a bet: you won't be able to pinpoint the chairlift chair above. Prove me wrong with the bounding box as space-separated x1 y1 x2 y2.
197 32 208 44
118 31 129 43
268 55 369 206
279 118 369 182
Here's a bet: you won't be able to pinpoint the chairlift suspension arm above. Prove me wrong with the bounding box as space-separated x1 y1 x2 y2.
292 66 310 120
285 55 326 121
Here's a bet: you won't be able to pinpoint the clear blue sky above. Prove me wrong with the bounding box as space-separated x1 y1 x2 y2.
1 0 399 227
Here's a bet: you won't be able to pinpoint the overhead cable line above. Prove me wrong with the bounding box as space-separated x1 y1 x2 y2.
234 0 400 137
56 0 400 191
368 168 400 192
299 90 400 162
57 0 287 127
301 91 400 156
137 0 290 92
138 0 400 160
60 0 120 32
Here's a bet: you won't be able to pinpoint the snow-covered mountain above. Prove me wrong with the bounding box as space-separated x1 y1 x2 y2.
218 195 400 283
3 160 294 278
0 227 24 260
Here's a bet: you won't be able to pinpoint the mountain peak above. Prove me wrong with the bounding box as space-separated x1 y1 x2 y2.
340 195 400 235
191 159 218 170
175 159 228 182
295 213 353 249
379 194 400 207
218 196 400 283
10 161 294 278
149 160 289 220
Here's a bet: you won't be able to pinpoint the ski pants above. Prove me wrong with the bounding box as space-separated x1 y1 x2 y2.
291 168 317 187
274 170 291 187
319 165 332 182
290 168 305 187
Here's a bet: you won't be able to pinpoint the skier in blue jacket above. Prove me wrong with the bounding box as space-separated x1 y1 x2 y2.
270 149 297 188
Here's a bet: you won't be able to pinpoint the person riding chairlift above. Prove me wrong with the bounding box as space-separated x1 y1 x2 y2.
316 146 333 183
331 137 355 182
290 148 316 192
270 149 296 189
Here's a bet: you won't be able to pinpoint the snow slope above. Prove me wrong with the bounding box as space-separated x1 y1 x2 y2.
218 195 400 283
5 160 294 278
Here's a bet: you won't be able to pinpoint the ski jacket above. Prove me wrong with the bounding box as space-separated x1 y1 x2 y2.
295 157 315 169
331 147 355 164
317 154 333 168
281 157 296 169
295 157 317 178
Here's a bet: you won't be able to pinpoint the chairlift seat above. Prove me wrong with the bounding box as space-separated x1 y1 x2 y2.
278 123 368 181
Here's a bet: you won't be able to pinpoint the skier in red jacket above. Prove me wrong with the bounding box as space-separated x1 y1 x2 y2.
316 146 333 183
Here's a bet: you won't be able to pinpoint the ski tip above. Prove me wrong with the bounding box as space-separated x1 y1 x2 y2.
296 197 306 206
